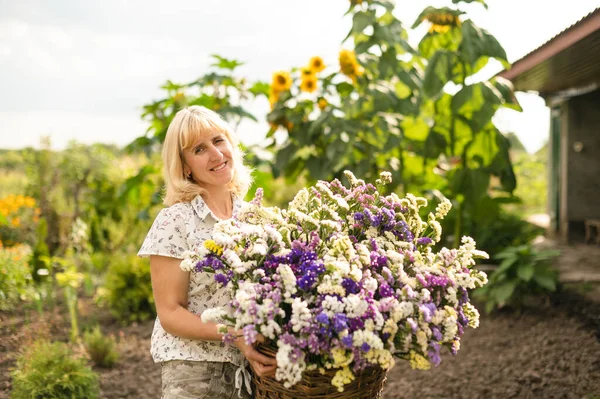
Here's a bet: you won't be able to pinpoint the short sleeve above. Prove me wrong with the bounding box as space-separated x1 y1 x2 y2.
138 206 189 259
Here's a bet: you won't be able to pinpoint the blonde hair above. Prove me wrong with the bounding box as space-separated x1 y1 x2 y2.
161 106 253 206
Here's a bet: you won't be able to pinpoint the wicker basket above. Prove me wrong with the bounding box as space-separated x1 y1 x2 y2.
252 345 388 399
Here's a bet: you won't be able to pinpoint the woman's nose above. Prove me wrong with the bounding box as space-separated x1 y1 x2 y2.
208 145 223 160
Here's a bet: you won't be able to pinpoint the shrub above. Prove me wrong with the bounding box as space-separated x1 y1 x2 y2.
474 244 560 313
83 325 119 368
102 254 155 323
10 340 99 399
0 244 35 311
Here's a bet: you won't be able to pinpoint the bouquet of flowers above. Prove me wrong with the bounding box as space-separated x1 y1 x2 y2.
181 171 488 393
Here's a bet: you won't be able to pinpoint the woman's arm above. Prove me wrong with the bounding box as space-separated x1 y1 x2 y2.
150 254 277 376
150 254 222 340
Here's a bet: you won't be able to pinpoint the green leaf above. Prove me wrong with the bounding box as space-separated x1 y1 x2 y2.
423 51 454 98
533 272 557 292
491 77 522 111
336 82 355 97
210 54 244 70
459 21 509 70
517 262 535 281
248 81 270 97
493 280 517 303
452 0 488 8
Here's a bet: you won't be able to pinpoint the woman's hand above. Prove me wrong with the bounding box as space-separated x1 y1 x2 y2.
234 334 277 378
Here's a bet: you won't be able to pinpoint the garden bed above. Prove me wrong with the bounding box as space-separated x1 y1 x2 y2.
1 289 599 399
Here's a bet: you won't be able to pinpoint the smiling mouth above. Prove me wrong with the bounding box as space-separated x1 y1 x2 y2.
210 161 228 172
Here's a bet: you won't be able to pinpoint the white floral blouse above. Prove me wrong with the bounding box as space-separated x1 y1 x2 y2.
138 194 244 366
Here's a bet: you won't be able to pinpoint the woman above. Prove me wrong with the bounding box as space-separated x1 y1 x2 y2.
138 106 276 399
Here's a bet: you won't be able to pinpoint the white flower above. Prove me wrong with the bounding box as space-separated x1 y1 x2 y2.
276 343 306 388
291 298 312 333
277 265 298 299
179 257 196 272
321 295 345 317
435 198 452 220
343 294 369 318
200 307 229 324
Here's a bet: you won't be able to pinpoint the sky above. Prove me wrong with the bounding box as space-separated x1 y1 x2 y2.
0 0 598 153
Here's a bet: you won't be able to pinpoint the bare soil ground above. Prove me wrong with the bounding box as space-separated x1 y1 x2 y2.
1 288 599 399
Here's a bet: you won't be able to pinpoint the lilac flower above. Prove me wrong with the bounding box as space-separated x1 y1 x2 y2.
243 324 259 345
428 342 442 366
418 303 436 323
431 326 443 341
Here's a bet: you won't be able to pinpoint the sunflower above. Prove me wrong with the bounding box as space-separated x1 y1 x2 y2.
271 71 292 92
308 56 326 73
339 49 359 76
300 66 315 79
300 76 318 93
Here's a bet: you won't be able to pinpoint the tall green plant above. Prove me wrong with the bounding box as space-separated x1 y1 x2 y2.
267 0 521 247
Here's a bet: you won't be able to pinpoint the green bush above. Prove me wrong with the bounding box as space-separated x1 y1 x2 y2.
102 254 155 323
0 244 35 311
474 244 560 313
83 325 119 368
10 340 99 399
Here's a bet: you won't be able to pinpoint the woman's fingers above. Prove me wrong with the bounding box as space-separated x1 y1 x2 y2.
247 347 277 366
251 361 277 377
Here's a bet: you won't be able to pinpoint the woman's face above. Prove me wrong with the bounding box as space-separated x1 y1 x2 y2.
182 131 235 191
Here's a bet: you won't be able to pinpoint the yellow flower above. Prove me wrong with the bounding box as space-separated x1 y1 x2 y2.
269 91 280 109
318 98 328 110
429 24 451 34
339 49 363 81
271 71 292 92
203 239 223 256
409 351 431 370
173 92 185 103
300 76 318 93
10 217 20 227
308 56 326 73
300 66 315 79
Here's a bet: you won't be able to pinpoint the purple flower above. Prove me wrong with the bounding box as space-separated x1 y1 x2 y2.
341 334 353 348
342 278 360 295
347 317 364 331
332 314 348 332
417 237 433 245
361 342 371 352
214 272 231 286
378 283 394 298
316 312 329 325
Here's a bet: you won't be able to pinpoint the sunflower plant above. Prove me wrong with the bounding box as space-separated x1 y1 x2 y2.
265 0 520 249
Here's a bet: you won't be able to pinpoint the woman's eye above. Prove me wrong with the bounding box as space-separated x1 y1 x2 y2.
194 147 204 154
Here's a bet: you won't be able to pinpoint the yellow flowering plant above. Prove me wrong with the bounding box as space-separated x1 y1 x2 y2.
0 194 40 247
